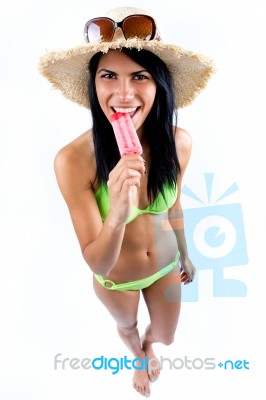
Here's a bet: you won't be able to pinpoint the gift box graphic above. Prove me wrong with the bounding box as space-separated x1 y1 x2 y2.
166 173 248 302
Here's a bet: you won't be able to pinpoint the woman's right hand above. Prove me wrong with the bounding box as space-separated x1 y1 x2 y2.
107 154 146 225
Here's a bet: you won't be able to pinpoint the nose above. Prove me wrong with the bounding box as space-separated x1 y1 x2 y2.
115 77 134 102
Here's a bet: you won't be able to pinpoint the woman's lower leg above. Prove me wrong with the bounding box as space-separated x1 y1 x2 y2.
117 321 145 358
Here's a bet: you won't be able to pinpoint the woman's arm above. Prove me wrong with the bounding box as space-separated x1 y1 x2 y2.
168 127 196 284
54 133 145 277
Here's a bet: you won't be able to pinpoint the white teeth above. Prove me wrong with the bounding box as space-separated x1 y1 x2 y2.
113 107 138 113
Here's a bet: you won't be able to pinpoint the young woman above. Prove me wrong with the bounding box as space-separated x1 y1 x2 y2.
39 6 214 397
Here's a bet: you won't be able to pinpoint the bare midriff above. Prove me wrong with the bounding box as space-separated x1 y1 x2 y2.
104 212 178 283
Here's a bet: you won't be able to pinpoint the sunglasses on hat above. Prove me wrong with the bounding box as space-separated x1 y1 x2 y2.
84 14 157 43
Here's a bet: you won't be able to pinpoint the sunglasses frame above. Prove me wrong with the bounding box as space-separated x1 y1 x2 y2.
84 14 157 43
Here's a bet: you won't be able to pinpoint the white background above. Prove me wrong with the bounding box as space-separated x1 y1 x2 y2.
0 0 265 398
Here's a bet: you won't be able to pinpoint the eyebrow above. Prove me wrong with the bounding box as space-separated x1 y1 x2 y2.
97 68 149 75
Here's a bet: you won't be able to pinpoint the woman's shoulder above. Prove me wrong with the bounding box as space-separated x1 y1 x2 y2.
54 129 96 190
55 129 94 162
173 126 192 151
173 126 192 172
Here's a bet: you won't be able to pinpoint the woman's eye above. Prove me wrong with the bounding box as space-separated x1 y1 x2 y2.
102 73 116 79
134 75 147 80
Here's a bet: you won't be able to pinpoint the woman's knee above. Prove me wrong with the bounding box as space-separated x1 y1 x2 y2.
160 335 175 346
117 320 138 336
152 329 175 346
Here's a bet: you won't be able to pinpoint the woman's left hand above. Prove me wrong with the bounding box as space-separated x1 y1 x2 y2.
179 256 196 285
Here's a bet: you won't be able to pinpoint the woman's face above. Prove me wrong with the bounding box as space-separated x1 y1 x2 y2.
95 50 156 134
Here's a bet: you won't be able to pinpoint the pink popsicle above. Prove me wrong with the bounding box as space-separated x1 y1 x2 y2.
110 112 143 156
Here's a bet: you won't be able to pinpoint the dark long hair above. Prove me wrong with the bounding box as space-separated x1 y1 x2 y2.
88 48 180 203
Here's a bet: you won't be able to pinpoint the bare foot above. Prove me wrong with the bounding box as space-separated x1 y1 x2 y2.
141 335 161 382
132 357 150 397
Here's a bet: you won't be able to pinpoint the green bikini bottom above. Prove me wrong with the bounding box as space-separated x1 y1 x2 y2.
94 251 180 291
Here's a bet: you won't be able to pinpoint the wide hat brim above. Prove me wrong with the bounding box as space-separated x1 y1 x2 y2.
39 37 215 109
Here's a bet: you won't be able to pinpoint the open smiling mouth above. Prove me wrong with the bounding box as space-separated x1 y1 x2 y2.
111 107 140 118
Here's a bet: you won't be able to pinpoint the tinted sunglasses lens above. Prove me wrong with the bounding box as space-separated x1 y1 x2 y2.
123 16 155 40
86 18 114 42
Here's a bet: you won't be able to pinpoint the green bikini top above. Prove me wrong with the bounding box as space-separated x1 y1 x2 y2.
94 182 178 224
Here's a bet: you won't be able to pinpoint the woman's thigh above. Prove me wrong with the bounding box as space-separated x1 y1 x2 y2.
142 265 181 343
93 275 141 328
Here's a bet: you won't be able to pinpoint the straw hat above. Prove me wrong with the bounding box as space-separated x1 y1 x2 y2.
39 6 215 109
